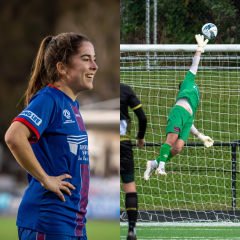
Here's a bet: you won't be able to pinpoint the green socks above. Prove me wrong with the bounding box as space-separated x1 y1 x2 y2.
167 151 174 161
156 143 172 163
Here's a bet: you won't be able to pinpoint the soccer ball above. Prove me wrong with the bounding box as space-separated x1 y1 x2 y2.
202 23 218 39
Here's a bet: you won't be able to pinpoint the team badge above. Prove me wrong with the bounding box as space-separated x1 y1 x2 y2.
63 109 71 119
174 126 180 132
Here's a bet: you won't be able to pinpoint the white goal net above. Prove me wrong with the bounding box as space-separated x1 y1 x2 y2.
120 44 240 222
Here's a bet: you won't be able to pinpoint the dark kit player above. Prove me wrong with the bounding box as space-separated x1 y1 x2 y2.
5 33 98 240
120 83 147 240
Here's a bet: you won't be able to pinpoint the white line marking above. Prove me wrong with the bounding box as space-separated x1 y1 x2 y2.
120 238 240 240
120 222 240 227
136 228 240 231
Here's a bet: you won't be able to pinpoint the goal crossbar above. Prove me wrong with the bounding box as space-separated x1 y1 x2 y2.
120 44 240 52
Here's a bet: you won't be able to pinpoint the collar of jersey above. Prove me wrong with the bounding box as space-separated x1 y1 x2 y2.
47 84 77 105
47 84 59 90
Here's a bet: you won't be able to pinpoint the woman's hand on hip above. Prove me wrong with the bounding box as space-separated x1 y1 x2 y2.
41 174 76 202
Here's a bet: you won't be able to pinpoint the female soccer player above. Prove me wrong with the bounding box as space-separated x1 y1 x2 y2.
144 34 214 180
5 32 98 240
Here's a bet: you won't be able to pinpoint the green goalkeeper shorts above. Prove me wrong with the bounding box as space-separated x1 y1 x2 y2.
166 105 194 142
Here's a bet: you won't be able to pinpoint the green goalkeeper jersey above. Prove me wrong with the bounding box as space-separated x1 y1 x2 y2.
175 71 200 117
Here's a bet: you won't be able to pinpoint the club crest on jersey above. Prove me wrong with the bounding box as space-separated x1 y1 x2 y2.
20 111 42 126
63 109 71 119
174 126 180 132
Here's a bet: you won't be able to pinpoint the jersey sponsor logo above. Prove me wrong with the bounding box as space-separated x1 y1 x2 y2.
20 110 42 126
78 153 89 161
174 126 180 132
67 135 88 155
63 119 75 124
63 109 71 119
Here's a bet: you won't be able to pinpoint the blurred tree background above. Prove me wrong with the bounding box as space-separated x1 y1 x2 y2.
0 3 120 239
120 0 240 44
0 0 119 177
0 0 119 146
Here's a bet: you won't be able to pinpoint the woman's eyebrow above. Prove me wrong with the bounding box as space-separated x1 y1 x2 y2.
80 54 96 58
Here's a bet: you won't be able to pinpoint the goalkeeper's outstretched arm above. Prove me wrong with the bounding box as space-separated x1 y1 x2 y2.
196 34 208 53
190 35 209 75
190 125 214 148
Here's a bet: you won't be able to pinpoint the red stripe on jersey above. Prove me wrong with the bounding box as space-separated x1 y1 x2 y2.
37 232 45 240
12 117 40 143
75 164 89 236
47 84 60 90
70 104 86 131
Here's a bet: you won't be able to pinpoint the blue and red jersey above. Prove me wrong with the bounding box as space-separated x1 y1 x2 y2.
13 85 89 237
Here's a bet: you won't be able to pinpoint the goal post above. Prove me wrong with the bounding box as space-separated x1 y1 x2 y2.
120 44 240 223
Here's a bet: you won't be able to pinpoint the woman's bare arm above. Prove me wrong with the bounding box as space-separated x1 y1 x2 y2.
5 121 75 202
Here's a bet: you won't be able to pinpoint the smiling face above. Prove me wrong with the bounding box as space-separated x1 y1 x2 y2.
64 41 98 94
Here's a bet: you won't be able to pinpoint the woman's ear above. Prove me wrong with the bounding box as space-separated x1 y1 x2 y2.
56 62 67 75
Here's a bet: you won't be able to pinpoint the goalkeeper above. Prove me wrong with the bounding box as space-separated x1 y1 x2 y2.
144 34 214 179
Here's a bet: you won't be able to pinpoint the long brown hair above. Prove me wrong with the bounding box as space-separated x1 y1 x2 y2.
24 32 90 106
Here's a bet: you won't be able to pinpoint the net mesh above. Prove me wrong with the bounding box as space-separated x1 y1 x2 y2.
120 50 240 222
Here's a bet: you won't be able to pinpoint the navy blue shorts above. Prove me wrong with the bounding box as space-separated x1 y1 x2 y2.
18 227 87 240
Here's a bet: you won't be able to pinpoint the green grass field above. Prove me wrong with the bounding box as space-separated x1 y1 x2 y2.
120 222 240 240
0 217 119 240
120 64 240 219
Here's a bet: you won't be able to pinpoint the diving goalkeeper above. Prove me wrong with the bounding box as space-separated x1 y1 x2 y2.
144 34 214 180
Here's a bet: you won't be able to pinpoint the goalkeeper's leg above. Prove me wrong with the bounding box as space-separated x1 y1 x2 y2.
155 106 191 176
144 106 189 179
155 136 186 176
171 139 185 156
144 133 179 179
155 133 179 176
155 106 183 176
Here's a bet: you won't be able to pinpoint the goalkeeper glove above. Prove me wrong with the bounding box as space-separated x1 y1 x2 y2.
195 34 209 53
198 133 214 148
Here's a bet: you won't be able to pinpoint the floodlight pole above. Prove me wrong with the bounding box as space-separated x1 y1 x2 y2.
146 0 150 70
153 0 157 65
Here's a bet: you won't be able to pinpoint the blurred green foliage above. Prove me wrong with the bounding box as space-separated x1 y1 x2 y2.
0 0 119 145
120 0 240 44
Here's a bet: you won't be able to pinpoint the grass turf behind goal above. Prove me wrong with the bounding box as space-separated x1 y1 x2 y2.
120 49 240 222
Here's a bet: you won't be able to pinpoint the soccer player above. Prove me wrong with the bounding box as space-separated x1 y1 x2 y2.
120 83 147 240
5 33 98 240
144 34 214 180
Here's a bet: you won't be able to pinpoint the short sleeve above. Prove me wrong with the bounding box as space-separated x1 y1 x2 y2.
183 71 196 82
12 93 55 143
127 86 141 110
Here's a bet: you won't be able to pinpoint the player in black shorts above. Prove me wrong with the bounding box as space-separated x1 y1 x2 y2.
120 83 147 240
